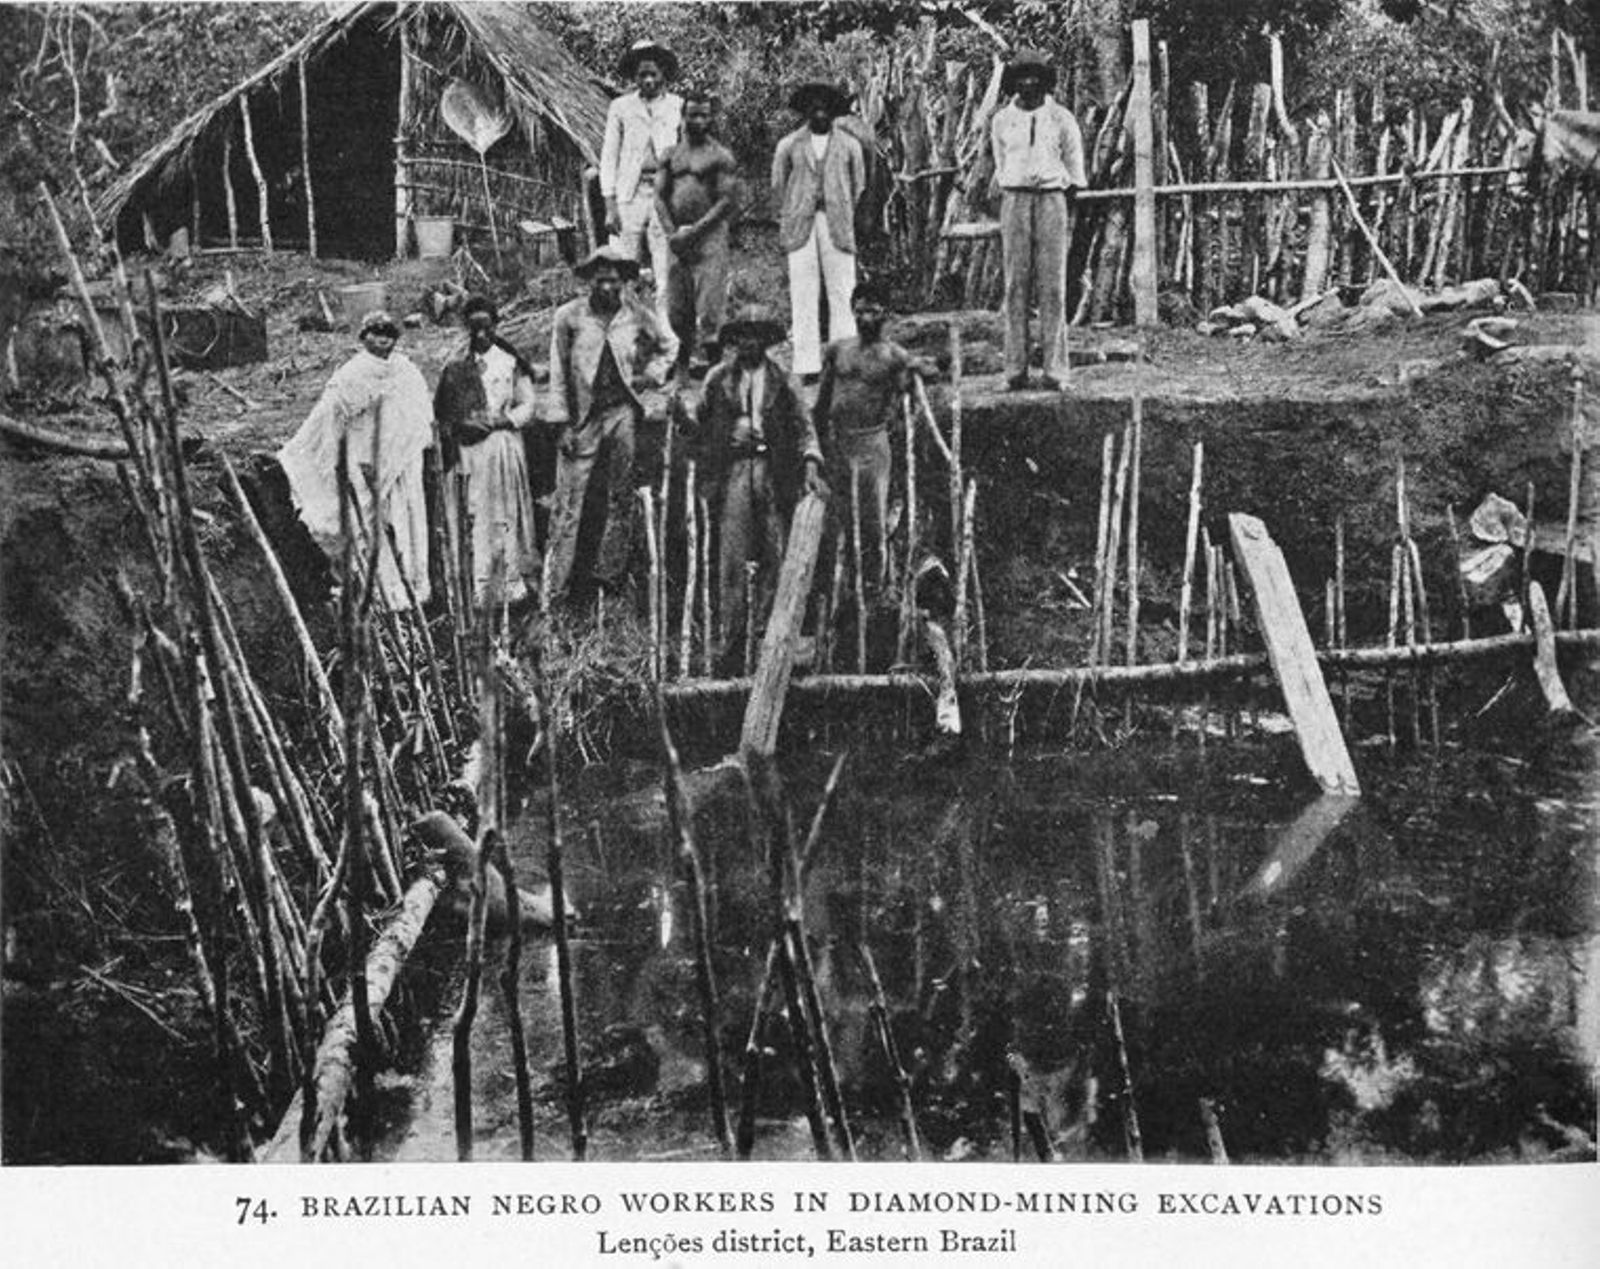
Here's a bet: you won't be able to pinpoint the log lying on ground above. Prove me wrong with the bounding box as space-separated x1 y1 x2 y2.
665 629 1600 705
0 410 131 459
259 871 441 1163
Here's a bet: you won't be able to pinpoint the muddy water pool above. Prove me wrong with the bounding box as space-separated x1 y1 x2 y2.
376 722 1598 1166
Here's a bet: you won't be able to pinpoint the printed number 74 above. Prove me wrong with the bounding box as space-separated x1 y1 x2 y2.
235 1198 273 1225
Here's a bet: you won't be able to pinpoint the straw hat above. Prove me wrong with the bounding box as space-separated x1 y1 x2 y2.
573 244 641 281
787 80 853 118
1000 49 1058 96
617 40 679 83
720 304 787 347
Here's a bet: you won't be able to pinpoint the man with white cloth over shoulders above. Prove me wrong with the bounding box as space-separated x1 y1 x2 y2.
278 309 432 607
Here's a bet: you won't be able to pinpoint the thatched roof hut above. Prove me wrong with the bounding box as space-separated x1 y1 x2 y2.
96 1 610 261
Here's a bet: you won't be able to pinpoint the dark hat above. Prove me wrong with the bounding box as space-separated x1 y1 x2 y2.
850 277 893 308
788 80 853 118
1000 49 1058 96
573 244 641 281
462 295 498 324
720 303 787 347
359 309 400 338
617 40 679 82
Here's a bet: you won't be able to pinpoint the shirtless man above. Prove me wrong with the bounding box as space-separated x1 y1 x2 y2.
655 86 740 376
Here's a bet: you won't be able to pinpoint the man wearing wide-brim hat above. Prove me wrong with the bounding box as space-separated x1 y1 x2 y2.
771 79 867 381
680 302 825 670
600 39 684 366
990 48 1086 391
543 245 674 606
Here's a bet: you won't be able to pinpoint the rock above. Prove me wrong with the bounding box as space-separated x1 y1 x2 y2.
1227 323 1256 338
1340 304 1399 335
1298 291 1348 331
1461 326 1509 359
1195 320 1223 337
1467 316 1520 341
1359 278 1424 316
1420 278 1502 312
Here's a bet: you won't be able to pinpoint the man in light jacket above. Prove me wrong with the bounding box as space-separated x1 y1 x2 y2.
544 246 674 607
771 80 866 382
989 49 1086 392
600 39 683 365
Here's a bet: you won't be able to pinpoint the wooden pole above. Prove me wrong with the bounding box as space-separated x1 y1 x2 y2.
1331 158 1422 316
1557 366 1585 627
640 487 662 682
543 661 587 1159
948 329 966 660
394 19 412 259
657 693 732 1155
1177 441 1203 663
238 95 272 253
297 56 317 258
1101 424 1132 665
680 461 698 677
850 461 867 675
897 393 919 666
860 944 920 1160
1125 395 1144 665
1228 513 1361 795
1130 21 1158 326
222 128 239 249
698 492 714 679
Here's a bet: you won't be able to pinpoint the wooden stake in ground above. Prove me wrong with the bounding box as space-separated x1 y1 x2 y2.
680 460 698 679
640 487 662 681
1177 441 1203 663
1557 365 1586 627
1125 395 1144 666
542 659 587 1160
860 944 920 1160
1228 513 1361 796
657 691 732 1155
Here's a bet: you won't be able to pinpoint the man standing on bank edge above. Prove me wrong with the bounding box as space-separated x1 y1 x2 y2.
771 80 866 383
600 38 683 365
544 246 674 608
990 49 1086 392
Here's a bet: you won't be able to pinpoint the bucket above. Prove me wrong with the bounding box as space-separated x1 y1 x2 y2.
414 216 454 259
335 282 388 328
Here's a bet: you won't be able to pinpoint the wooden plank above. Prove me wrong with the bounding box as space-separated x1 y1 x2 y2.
1129 20 1158 326
1228 513 1360 795
1528 581 1576 715
738 492 826 759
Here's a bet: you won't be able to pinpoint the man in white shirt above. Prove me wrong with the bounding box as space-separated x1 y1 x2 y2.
770 80 866 382
600 39 683 366
989 50 1086 392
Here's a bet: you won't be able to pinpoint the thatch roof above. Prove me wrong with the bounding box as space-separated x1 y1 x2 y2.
94 0 610 227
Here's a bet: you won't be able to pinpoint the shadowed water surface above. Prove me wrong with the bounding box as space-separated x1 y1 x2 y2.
379 726 1599 1165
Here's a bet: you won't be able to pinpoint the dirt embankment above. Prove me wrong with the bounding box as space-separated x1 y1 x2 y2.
2 235 1594 1161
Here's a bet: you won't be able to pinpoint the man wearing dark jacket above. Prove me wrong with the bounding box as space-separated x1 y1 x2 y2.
683 304 825 669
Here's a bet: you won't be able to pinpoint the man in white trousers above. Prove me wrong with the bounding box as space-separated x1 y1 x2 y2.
770 80 865 383
600 39 682 366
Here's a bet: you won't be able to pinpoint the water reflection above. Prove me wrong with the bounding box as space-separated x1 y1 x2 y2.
387 733 1598 1165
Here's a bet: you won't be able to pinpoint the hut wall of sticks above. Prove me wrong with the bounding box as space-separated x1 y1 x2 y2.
852 21 1598 319
95 2 608 264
